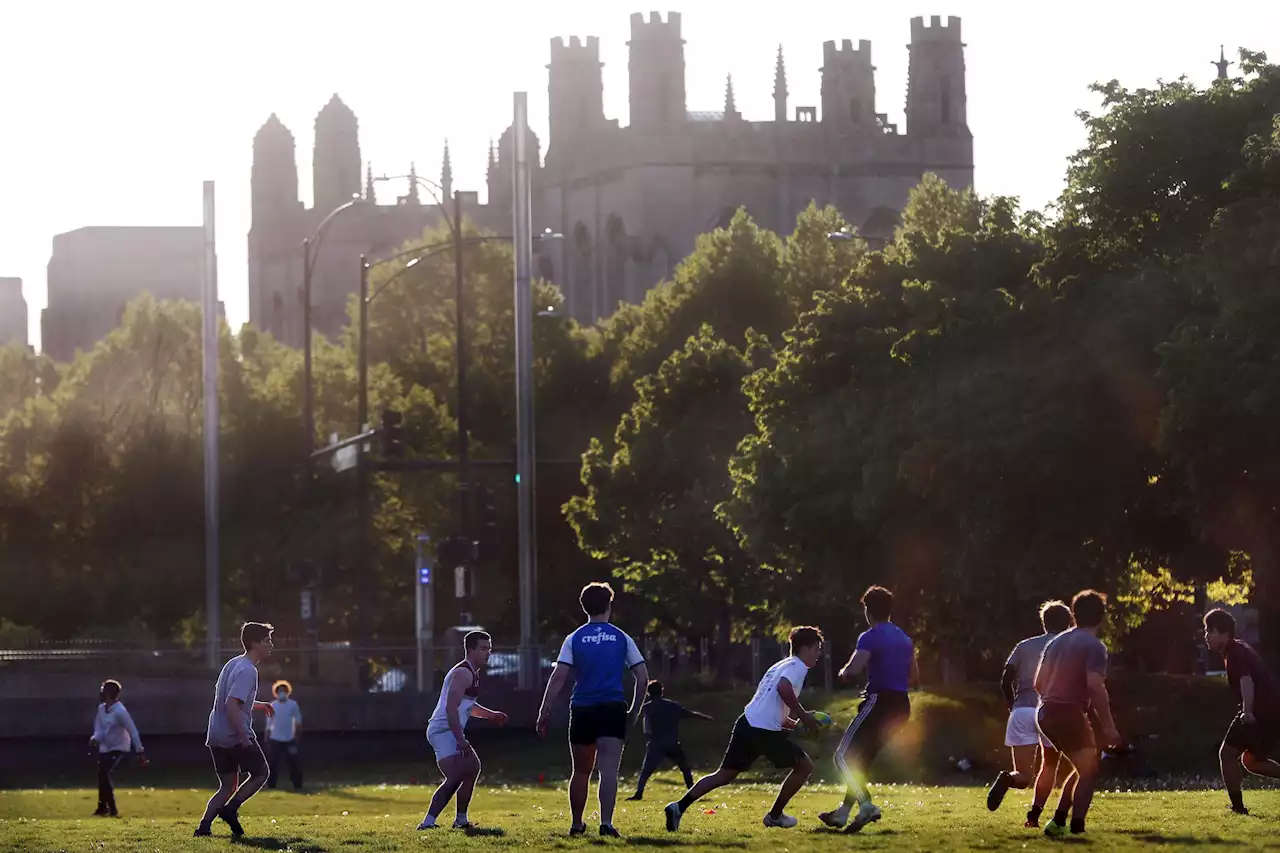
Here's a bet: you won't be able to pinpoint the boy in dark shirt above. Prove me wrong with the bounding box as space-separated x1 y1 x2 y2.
1204 608 1280 815
626 680 711 801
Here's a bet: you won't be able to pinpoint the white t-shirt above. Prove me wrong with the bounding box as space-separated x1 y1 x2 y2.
266 698 303 742
92 701 143 753
743 656 809 731
206 654 260 748
427 661 480 736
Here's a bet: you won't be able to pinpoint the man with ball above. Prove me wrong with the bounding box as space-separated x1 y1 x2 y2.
665 626 828 831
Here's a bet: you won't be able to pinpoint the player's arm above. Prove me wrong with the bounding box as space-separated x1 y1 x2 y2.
629 661 649 722
910 652 922 690
682 705 714 722
446 671 473 752
1240 675 1257 722
839 649 871 681
117 704 144 754
536 663 572 737
776 677 818 730
91 708 104 747
470 703 509 724
1086 670 1120 746
225 697 251 746
1000 664 1017 711
252 700 274 717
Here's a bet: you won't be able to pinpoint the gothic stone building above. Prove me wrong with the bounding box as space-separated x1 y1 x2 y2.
249 12 972 340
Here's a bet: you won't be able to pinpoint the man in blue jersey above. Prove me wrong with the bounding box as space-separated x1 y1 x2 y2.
821 585 918 833
537 582 648 838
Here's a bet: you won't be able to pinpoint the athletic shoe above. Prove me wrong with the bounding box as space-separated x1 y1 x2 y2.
664 802 683 832
569 824 587 836
216 805 244 837
818 806 849 828
599 824 621 837
625 793 643 801
1044 821 1069 839
844 803 881 833
193 826 212 837
1231 805 1250 816
1024 818 1040 828
93 807 110 817
763 812 798 828
987 771 1012 811
415 820 438 831
452 821 474 831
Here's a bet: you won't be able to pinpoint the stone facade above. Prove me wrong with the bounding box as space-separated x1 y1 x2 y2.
0 278 26 349
249 12 972 337
42 227 204 361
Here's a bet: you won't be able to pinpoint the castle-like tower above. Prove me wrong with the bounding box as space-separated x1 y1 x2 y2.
248 13 972 339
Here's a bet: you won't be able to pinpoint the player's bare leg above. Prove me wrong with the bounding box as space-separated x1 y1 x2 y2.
420 753 469 829
1027 746 1062 827
453 753 482 828
568 743 597 833
766 753 813 826
594 736 625 834
665 767 739 831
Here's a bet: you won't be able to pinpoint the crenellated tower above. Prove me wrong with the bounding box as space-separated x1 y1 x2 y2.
547 35 605 161
312 94 362 211
251 114 300 226
821 39 876 126
628 11 686 128
906 16 968 136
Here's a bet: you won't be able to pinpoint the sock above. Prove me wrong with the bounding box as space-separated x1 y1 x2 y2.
419 814 437 827
1070 818 1085 834
1027 805 1043 823
1229 790 1245 812
1053 808 1069 826
455 811 468 825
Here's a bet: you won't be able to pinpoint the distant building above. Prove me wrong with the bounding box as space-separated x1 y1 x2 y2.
250 12 973 335
0 278 27 349
41 226 204 362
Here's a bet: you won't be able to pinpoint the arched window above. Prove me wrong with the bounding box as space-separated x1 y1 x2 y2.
573 222 593 317
605 214 627 315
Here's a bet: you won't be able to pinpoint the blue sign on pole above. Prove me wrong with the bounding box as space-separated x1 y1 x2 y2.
419 567 431 585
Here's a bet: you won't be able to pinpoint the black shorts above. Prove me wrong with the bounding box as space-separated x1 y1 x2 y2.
641 741 690 774
837 691 911 765
1037 704 1095 754
209 743 268 776
569 702 628 745
1224 713 1276 760
721 715 807 772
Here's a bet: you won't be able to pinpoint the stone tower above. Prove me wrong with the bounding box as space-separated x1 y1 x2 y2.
627 11 686 128
773 45 788 123
821 39 876 126
313 94 362 211
251 114 299 224
906 16 967 135
547 35 605 164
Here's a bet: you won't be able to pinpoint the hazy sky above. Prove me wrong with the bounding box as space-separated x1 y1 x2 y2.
1 1 1276 352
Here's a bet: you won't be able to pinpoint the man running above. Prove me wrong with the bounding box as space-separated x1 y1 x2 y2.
418 630 508 831
665 626 824 832
987 600 1073 827
820 585 917 833
1034 590 1120 839
1203 608 1280 815
537 582 648 838
90 679 147 818
194 622 276 838
626 679 712 801
265 680 304 791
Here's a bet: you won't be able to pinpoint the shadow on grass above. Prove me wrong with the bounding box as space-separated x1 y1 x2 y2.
622 838 745 848
1119 830 1245 846
231 837 326 852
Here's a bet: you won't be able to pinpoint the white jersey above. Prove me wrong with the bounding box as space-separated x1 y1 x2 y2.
92 701 143 753
743 656 809 731
427 661 480 735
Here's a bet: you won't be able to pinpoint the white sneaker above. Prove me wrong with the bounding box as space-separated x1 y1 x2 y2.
763 812 798 828
819 805 850 828
845 803 882 833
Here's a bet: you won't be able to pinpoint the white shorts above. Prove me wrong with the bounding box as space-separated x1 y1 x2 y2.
1005 707 1048 748
427 728 465 762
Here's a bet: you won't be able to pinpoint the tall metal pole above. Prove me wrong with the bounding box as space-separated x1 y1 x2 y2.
512 92 539 690
201 181 221 669
302 238 314 461
357 257 371 649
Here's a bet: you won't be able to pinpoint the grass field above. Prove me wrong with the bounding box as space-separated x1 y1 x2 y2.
2 782 1278 852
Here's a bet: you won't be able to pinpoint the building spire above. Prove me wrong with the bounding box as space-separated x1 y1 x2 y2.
365 161 375 203
724 73 738 118
441 139 453 200
1213 44 1232 80
773 44 788 122
407 161 420 205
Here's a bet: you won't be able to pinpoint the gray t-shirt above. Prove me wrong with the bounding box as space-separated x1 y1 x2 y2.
206 654 260 748
1006 632 1058 709
1035 628 1107 708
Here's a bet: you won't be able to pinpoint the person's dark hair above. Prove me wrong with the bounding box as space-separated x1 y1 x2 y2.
788 625 825 653
1204 608 1236 637
861 585 894 622
647 679 664 700
580 582 615 617
241 621 275 652
100 679 121 701
272 680 293 696
464 630 492 652
1070 590 1107 629
1040 600 1072 634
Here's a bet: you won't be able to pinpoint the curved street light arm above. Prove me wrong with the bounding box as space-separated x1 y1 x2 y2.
373 174 458 241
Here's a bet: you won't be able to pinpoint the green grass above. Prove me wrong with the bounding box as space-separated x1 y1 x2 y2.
2 782 1278 851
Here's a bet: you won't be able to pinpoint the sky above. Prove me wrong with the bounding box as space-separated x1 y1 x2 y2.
1 1 1276 353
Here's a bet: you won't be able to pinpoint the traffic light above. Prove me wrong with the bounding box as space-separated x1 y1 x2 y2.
380 409 404 458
